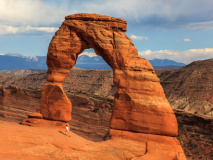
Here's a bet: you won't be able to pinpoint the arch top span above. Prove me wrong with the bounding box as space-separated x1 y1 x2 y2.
65 13 127 32
46 13 155 83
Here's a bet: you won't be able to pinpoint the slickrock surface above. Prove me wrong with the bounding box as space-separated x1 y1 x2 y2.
21 13 185 159
0 120 186 160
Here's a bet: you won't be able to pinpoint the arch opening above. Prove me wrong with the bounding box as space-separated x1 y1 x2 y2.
74 49 112 70
67 48 114 141
64 71 114 141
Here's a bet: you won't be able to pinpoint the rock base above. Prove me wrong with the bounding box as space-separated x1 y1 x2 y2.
109 129 186 160
21 112 69 130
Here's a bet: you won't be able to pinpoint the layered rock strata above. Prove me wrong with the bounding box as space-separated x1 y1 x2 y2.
22 13 186 159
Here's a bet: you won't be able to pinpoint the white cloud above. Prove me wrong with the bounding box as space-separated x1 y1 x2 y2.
130 35 148 40
0 0 73 35
79 0 213 30
0 24 58 35
139 48 213 64
26 26 58 33
0 0 213 33
0 0 74 26
77 48 213 64
185 21 213 31
183 38 191 42
79 52 97 57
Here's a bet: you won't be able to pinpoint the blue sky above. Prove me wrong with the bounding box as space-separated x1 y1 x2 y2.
0 0 213 64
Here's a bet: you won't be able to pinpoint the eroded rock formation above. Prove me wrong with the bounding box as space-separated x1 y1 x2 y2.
40 82 72 122
22 13 186 159
46 13 177 135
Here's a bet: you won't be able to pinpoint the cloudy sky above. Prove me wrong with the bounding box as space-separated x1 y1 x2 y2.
0 0 213 64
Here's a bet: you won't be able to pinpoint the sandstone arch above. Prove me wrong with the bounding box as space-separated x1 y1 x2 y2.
41 13 178 137
21 13 186 159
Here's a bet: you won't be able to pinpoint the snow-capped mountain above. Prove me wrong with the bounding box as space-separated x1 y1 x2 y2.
0 53 47 70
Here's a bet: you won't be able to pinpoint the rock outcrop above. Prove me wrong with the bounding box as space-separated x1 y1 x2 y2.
0 85 5 104
22 13 186 159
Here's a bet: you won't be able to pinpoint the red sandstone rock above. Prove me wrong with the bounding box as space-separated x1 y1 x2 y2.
45 13 178 136
40 82 72 122
0 120 185 160
34 13 185 159
109 129 186 160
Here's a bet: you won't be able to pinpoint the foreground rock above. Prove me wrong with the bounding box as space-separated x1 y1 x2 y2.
0 121 185 160
21 13 186 159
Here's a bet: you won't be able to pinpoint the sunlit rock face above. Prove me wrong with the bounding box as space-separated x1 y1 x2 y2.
40 82 72 122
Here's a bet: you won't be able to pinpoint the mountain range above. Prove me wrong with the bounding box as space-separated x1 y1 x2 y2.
0 53 47 70
0 53 185 70
76 55 186 69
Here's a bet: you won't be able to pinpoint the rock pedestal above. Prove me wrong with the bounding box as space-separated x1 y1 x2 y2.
40 82 72 122
21 82 71 128
22 13 186 159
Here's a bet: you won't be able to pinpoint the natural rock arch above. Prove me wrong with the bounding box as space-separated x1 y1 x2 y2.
21 13 186 159
40 13 178 137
